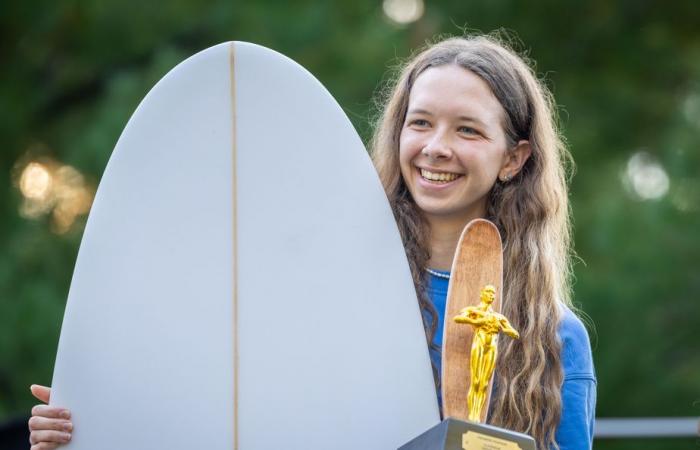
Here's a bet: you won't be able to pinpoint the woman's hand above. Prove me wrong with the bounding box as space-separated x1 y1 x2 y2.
28 385 72 449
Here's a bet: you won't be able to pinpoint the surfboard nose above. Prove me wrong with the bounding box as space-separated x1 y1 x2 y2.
51 41 439 450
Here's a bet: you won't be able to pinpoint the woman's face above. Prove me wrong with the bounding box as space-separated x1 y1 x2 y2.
399 64 512 224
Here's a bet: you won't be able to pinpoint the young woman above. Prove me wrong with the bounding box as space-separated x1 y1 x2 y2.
371 35 595 449
29 34 596 450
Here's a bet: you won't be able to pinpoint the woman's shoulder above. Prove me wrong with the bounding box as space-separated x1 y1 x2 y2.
557 304 596 380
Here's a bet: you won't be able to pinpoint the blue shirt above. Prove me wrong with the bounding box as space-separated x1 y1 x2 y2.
426 270 596 450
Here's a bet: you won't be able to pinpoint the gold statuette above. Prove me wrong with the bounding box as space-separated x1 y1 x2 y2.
453 285 519 423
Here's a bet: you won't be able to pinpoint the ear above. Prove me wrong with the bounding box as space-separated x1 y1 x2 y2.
499 140 531 181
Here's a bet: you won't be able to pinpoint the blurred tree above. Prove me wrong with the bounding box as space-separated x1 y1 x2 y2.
1 1 698 448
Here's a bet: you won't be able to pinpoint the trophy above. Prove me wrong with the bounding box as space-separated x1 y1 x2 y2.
399 219 536 450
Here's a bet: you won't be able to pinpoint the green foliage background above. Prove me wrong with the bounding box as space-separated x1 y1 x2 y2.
1 1 698 448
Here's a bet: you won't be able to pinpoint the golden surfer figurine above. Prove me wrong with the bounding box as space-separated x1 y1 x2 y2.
453 285 520 423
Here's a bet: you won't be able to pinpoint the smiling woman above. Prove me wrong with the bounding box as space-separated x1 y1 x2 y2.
371 35 596 450
399 65 531 227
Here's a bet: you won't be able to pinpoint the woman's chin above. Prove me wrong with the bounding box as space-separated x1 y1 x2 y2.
413 196 488 225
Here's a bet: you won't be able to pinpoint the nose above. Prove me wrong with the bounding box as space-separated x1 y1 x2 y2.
421 132 452 160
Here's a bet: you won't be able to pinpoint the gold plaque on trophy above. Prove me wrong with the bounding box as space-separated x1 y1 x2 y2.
462 430 522 450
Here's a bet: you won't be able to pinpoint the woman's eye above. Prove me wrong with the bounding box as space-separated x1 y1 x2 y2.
459 126 478 135
410 119 429 127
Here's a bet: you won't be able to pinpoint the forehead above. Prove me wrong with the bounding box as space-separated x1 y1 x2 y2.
408 65 504 125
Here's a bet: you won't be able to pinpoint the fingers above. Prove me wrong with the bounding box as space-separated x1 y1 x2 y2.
31 444 61 450
31 404 71 420
29 429 72 446
28 416 72 433
28 386 72 449
30 385 51 403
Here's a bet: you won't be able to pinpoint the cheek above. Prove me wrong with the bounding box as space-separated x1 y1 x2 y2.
398 133 415 173
463 147 506 177
399 131 422 162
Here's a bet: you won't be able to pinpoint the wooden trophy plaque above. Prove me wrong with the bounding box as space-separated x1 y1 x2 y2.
399 219 536 450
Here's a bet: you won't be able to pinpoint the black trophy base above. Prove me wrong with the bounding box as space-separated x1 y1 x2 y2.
399 417 536 450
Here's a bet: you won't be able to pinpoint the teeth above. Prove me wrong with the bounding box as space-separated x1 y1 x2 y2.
420 169 460 182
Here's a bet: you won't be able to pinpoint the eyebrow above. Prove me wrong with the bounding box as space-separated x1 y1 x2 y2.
407 108 487 127
406 108 433 116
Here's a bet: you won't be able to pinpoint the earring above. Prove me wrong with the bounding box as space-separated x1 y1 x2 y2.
501 173 511 182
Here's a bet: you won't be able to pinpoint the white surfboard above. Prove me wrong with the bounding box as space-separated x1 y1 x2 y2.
50 42 439 449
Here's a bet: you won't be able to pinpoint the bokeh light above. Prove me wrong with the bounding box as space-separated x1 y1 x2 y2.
15 156 95 233
19 162 52 201
382 0 424 25
51 165 94 234
622 151 670 201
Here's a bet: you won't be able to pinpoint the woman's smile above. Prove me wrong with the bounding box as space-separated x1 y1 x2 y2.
418 167 464 184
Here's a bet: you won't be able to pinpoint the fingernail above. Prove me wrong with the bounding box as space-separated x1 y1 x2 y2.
63 422 73 431
62 432 72 442
60 410 71 419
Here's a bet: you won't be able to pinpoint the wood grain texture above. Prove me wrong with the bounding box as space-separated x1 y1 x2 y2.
441 219 503 422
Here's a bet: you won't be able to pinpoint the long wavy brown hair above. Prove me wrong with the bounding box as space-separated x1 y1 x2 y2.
370 34 575 450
